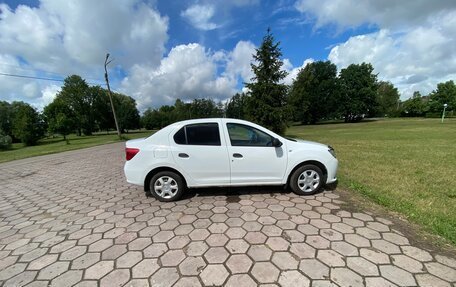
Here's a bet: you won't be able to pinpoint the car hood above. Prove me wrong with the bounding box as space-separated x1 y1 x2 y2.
287 138 328 149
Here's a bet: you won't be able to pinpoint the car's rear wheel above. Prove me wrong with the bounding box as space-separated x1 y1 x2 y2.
290 164 324 195
150 171 185 202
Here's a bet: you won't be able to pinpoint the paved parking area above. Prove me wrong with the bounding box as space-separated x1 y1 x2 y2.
1 143 455 287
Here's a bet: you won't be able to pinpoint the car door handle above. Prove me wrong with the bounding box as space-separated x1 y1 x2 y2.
178 153 189 158
233 153 243 158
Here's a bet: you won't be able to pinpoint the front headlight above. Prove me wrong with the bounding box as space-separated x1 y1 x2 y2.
328 146 336 158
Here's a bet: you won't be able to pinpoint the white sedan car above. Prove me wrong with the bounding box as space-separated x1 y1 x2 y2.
124 118 338 201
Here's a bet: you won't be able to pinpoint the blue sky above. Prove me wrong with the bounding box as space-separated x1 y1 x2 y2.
0 0 455 110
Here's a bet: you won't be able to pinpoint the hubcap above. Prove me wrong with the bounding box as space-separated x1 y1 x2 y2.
154 176 178 199
297 170 320 192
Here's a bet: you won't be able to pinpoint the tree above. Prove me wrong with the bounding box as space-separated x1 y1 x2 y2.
338 63 378 122
245 29 289 134
376 81 400 117
401 91 428 117
113 93 140 133
43 98 76 140
56 75 93 135
226 93 247 119
428 80 456 113
11 102 45 146
0 101 12 137
289 61 338 124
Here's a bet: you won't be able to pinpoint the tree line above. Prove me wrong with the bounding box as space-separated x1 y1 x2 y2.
1 30 455 149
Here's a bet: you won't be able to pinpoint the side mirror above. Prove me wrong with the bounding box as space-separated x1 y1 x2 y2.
272 138 283 147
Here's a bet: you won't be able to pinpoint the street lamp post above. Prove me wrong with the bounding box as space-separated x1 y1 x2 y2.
441 103 448 123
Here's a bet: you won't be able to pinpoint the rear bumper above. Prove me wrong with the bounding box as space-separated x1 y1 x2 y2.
124 163 144 186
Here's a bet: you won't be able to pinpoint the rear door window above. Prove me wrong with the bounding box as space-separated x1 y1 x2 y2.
173 123 221 146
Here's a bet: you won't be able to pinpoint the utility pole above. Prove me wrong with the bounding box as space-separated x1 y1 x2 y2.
104 53 121 139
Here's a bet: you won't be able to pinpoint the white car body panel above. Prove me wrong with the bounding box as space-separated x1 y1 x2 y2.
124 118 338 189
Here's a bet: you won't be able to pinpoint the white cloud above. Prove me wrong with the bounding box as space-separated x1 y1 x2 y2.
328 19 456 99
0 0 168 107
181 4 218 31
225 41 256 83
296 0 456 99
121 43 236 110
294 0 456 29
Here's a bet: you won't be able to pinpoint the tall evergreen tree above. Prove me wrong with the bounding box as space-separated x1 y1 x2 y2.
245 29 289 134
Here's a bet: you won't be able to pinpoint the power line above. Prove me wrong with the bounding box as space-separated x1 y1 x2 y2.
0 72 106 86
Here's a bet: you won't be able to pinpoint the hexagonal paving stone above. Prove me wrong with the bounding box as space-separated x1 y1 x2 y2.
365 277 398 287
347 257 379 276
401 246 433 262
204 247 229 263
226 254 253 274
380 265 416 286
225 274 257 287
416 274 452 287
331 241 358 256
290 242 316 259
189 229 210 241
102 245 127 260
71 253 100 270
149 267 179 287
251 262 280 283
266 237 290 251
383 232 409 245
345 234 371 247
356 227 381 239
84 260 114 280
299 259 329 279
50 270 83 287
391 254 424 273
4 269 36 286
331 267 364 287
247 245 273 261
117 251 142 268
37 261 70 280
206 234 229 247
174 277 202 287
245 231 267 244
372 240 401 254
278 270 310 287
425 262 456 282
168 235 190 249
28 254 58 270
0 263 27 281
184 241 209 257
317 250 345 267
132 258 159 278
143 243 168 258
435 254 456 268
271 251 299 270
199 264 229 286
178 256 206 276
226 239 249 254
360 248 390 264
306 235 330 249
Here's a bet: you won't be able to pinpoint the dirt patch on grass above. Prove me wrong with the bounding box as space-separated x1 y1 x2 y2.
336 188 456 258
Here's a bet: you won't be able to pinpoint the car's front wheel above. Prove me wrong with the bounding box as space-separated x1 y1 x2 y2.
290 164 324 195
150 171 185 202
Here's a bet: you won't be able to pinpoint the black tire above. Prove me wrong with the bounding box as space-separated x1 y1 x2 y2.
290 164 324 195
149 171 185 202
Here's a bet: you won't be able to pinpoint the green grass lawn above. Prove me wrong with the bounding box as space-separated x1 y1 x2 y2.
287 118 456 245
0 130 154 163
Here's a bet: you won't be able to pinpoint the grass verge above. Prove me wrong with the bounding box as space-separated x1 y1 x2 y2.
287 118 456 245
0 130 154 163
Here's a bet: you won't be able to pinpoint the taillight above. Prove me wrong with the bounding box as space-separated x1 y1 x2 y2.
126 148 140 161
